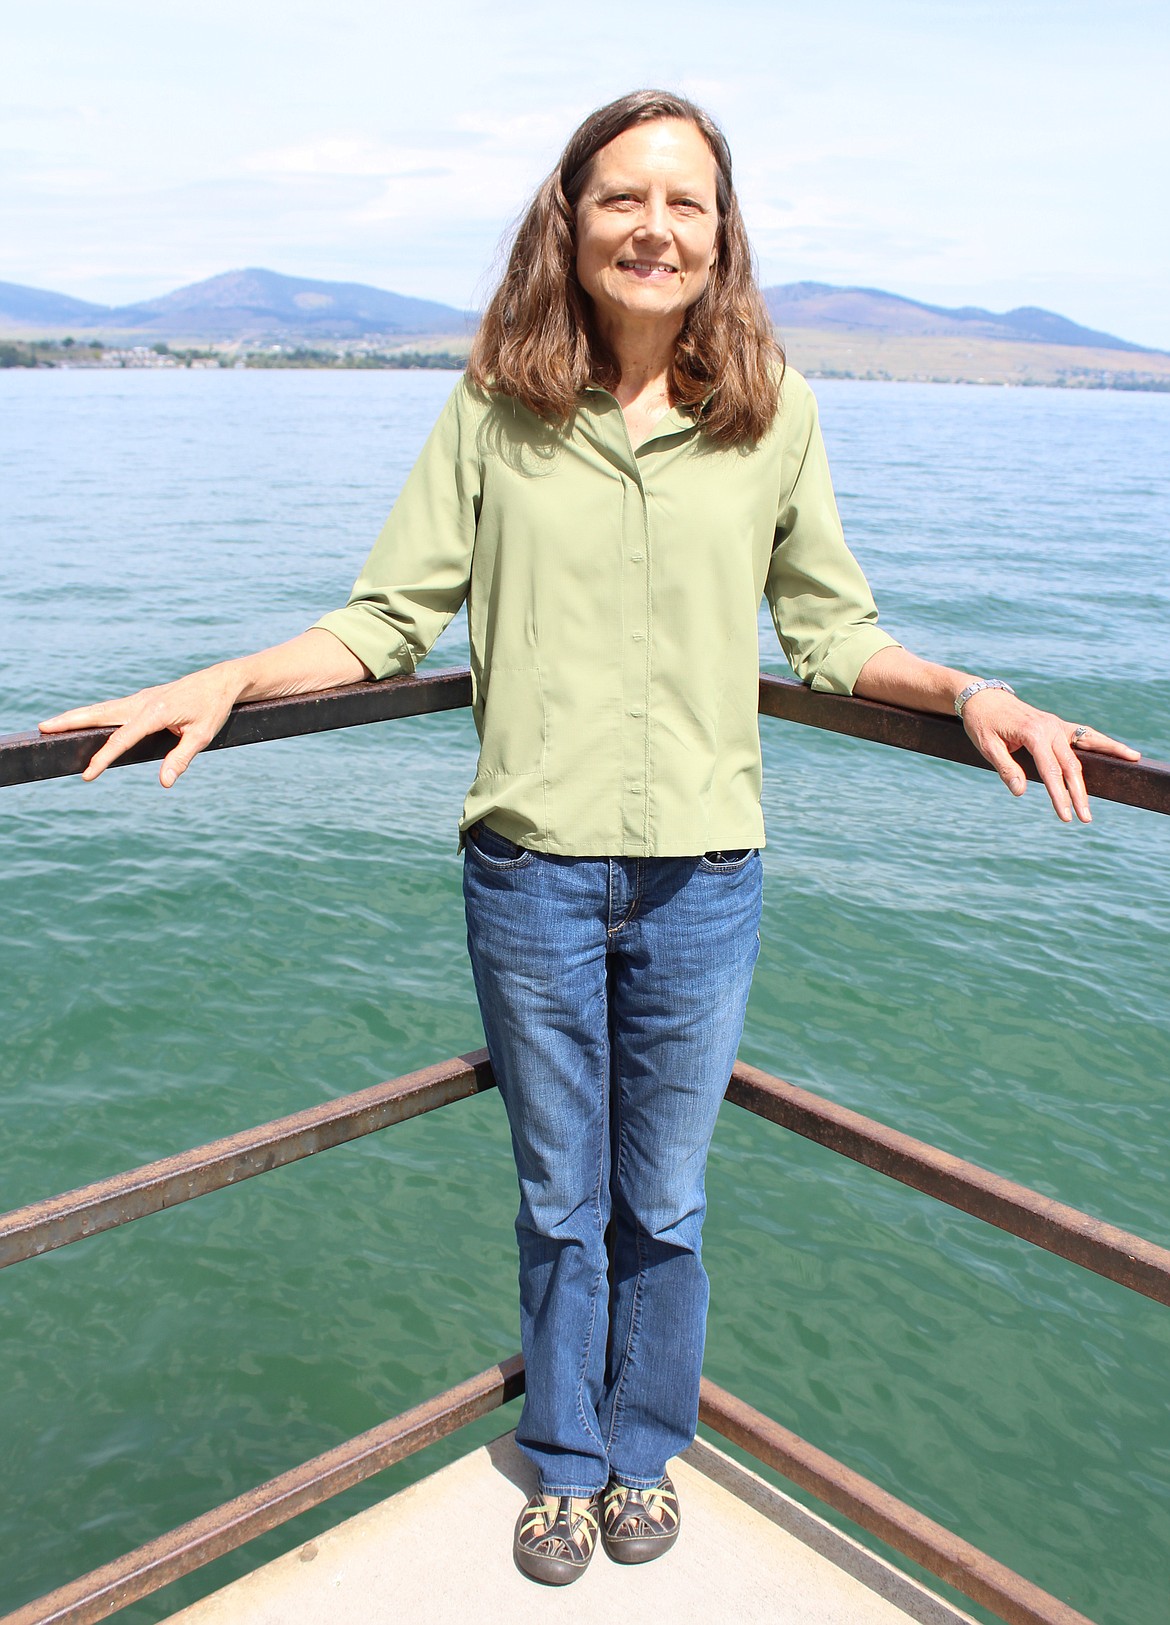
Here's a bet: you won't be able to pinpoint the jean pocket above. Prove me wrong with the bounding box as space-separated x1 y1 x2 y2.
697 848 758 873
466 820 534 869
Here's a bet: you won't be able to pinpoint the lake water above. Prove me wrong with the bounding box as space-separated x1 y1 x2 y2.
1 369 1167 1624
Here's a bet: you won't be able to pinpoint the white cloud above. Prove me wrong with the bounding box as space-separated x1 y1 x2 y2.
244 137 446 179
2 0 1167 345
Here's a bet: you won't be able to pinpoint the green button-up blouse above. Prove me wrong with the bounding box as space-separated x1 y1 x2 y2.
314 368 900 856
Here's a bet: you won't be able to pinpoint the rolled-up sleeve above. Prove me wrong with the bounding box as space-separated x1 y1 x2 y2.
313 378 483 679
765 374 900 693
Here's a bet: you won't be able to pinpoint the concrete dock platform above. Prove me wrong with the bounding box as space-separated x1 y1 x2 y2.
162 1431 978 1624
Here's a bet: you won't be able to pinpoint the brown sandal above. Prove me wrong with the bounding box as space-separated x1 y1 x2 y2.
601 1473 681 1564
513 1491 601 1585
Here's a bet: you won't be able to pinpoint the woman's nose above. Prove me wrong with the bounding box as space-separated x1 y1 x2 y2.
634 197 670 241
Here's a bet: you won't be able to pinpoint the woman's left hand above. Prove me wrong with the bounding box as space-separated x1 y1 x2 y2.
959 689 1142 822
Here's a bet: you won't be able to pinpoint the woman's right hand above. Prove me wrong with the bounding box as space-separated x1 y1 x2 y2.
38 630 371 788
39 662 245 788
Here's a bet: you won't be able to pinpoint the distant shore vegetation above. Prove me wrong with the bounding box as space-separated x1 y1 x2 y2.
3 334 1169 391
0 338 468 371
242 346 466 370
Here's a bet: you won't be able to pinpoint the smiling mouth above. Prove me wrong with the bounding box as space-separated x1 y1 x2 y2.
617 260 678 277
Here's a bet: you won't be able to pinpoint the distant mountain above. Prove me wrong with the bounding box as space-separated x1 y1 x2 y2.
110 269 475 340
761 282 1156 354
0 280 111 327
1 269 1157 354
0 268 474 340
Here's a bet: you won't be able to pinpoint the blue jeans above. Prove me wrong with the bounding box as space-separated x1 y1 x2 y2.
463 822 762 1496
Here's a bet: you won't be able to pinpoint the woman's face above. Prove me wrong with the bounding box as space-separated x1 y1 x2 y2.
575 118 720 342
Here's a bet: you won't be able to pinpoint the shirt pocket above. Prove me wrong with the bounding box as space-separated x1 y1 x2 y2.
475 664 546 778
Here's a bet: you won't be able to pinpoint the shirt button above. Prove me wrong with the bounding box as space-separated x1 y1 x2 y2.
629 707 645 718
632 631 644 642
630 552 644 562
630 782 644 794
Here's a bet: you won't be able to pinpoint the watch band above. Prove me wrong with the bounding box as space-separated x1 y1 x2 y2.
954 678 1016 717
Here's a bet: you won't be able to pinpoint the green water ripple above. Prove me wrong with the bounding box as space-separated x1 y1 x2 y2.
1 373 1167 1624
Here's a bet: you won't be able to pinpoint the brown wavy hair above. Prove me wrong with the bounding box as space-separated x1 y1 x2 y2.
468 90 783 447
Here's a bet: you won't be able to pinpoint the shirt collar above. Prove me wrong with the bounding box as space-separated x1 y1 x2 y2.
581 386 703 444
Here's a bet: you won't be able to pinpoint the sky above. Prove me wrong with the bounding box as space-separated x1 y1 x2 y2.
4 0 1168 348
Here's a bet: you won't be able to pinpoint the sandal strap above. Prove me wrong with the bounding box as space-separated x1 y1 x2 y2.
603 1476 680 1539
518 1493 599 1561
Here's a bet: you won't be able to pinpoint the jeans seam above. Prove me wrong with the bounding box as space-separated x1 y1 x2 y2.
603 1051 646 1458
574 991 610 1453
605 1222 646 1457
574 1261 607 1451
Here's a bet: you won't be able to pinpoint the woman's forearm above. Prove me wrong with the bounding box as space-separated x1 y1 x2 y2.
230 628 370 702
853 646 977 714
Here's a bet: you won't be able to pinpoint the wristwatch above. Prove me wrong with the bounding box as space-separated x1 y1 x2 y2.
954 678 1016 717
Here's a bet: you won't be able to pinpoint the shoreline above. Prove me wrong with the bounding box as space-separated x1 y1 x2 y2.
3 331 1170 392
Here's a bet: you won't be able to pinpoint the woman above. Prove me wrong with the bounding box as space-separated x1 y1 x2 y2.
42 90 1138 1587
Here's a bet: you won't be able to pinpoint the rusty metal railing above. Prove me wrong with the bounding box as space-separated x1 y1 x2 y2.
0 1362 1103 1625
756 675 1170 816
0 1053 496 1269
0 670 473 789
2 668 1165 1625
726 1062 1170 1306
5 1054 1169 1306
3 668 1167 813
5 1046 1151 1625
2 1357 526 1625
697 1381 1099 1625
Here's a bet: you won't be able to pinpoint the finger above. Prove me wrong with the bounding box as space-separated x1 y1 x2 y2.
39 698 134 733
1053 739 1091 823
80 716 160 782
1069 727 1142 762
972 731 1028 796
159 727 214 788
1029 739 1076 822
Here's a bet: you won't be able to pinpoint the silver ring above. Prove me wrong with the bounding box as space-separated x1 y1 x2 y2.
1072 726 1089 744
